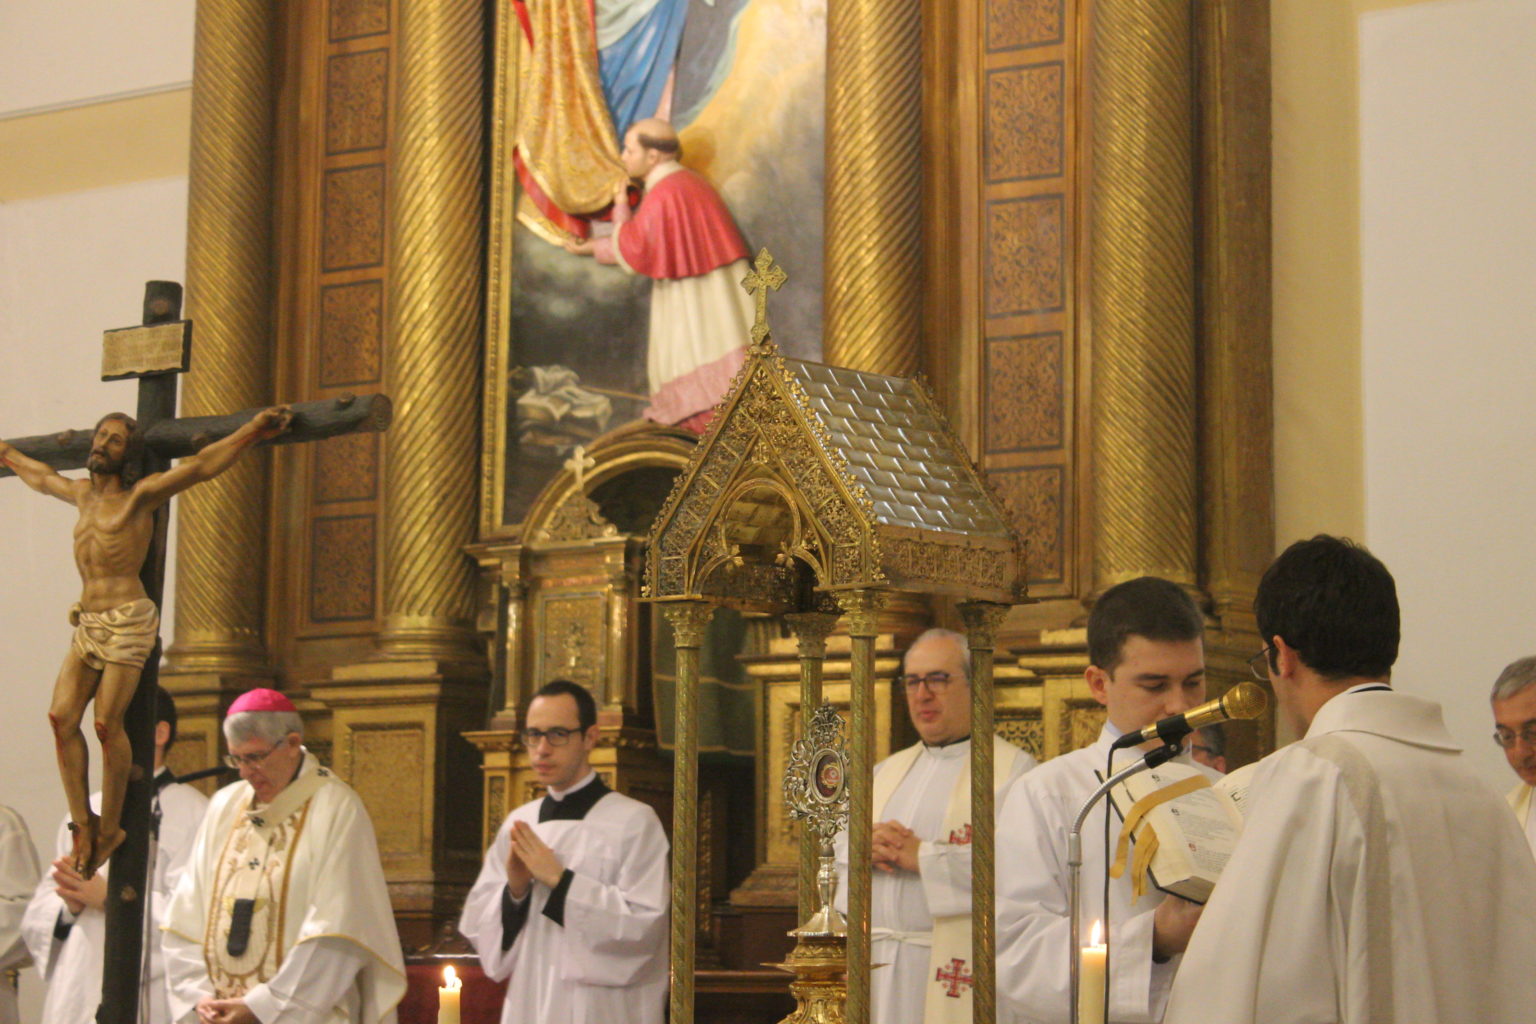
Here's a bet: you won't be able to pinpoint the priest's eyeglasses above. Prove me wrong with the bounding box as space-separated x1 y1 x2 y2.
224 741 283 770
1247 647 1272 681
1493 725 1536 749
900 671 955 694
522 727 579 747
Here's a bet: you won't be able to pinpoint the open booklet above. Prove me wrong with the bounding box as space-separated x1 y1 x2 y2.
1105 759 1259 904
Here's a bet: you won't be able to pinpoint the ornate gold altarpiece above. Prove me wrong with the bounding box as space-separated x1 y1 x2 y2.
643 296 1027 1024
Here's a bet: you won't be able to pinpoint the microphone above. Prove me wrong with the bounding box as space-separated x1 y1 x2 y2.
1110 680 1268 750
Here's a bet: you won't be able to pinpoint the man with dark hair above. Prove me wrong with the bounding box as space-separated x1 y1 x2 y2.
460 679 669 1024
997 576 1217 1023
22 686 207 1024
833 629 1035 1023
1488 655 1536 856
1165 535 1536 1024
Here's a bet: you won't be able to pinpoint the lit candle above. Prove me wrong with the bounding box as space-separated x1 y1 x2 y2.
438 965 462 1024
1079 919 1107 1024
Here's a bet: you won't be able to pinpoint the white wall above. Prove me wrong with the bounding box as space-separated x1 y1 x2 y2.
1360 0 1536 790
0 177 189 1014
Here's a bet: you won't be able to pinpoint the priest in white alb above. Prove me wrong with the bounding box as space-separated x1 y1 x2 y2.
162 688 406 1024
1164 536 1536 1024
834 628 1036 1024
996 577 1217 1024
459 679 669 1024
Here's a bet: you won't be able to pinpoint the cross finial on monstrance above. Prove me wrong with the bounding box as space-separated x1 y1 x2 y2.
741 247 787 351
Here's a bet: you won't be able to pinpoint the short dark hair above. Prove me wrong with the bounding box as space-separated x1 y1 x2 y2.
154 684 178 752
93 412 145 486
1255 535 1399 681
1087 576 1204 673
532 679 598 731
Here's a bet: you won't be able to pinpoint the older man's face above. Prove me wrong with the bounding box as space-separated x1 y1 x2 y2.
232 732 303 804
901 633 972 746
1493 685 1536 787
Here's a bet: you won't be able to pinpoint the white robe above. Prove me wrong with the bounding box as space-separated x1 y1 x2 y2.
1507 781 1536 857
1164 687 1536 1024
459 778 670 1024
0 806 39 1024
163 751 406 1024
995 727 1219 1024
833 737 1037 1024
21 780 208 1024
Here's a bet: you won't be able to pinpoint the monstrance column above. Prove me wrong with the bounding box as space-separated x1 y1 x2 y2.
785 610 840 922
959 600 1010 1024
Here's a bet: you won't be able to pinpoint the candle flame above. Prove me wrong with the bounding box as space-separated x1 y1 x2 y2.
442 965 462 990
1089 919 1103 946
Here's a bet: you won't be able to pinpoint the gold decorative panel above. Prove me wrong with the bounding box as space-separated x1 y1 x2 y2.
321 164 386 271
985 195 1064 318
310 514 377 622
985 332 1063 451
325 49 389 154
535 592 608 696
330 0 389 41
986 0 1063 52
313 432 378 504
990 466 1064 585
985 62 1064 182
348 725 426 856
318 280 383 387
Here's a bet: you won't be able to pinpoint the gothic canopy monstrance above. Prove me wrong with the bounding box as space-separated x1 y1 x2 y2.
644 251 1027 1024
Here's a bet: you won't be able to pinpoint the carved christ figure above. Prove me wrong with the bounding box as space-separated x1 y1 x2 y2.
0 407 291 878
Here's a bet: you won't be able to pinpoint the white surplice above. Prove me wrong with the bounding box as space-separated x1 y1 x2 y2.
1508 781 1536 857
996 727 1220 1024
1164 686 1536 1024
22 779 207 1024
162 751 406 1024
0 805 40 1024
834 737 1037 1024
459 776 670 1024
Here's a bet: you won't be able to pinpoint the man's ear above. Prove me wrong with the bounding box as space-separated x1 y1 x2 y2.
1271 636 1302 680
583 724 601 752
1085 664 1111 707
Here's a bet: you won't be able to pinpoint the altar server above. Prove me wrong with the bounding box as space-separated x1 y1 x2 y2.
834 628 1036 1024
997 577 1216 1024
23 687 206 1024
460 679 669 1024
163 688 406 1024
0 804 39 1024
1164 536 1536 1024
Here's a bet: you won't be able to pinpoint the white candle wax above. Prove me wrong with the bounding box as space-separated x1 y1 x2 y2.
1079 920 1107 1024
439 965 462 1024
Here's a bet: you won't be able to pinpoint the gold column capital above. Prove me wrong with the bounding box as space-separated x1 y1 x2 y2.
835 590 887 638
957 600 1011 651
784 611 840 657
661 601 716 648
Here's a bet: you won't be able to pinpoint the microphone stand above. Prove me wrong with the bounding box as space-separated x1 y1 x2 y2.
1067 740 1181 1024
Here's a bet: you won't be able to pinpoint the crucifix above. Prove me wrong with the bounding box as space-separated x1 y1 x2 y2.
741 247 787 349
0 281 392 1024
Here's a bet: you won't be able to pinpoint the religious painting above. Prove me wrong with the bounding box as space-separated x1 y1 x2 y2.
484 0 827 535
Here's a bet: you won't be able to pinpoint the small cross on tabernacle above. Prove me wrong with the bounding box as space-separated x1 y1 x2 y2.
741 248 788 349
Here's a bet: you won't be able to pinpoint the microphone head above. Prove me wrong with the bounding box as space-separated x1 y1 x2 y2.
1220 680 1269 721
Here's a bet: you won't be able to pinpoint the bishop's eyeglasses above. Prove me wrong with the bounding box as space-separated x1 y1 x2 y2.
522 726 580 747
224 741 283 770
1493 725 1536 750
900 671 955 694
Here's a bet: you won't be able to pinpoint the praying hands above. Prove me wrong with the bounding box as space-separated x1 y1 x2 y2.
871 819 921 874
510 820 566 890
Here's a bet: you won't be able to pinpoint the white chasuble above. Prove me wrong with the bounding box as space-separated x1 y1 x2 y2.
996 728 1221 1024
163 751 406 1024
836 736 1036 1024
0 806 39 1024
1164 688 1536 1024
459 777 670 1024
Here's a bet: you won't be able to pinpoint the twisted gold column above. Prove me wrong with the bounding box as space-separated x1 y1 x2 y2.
785 611 840 923
376 0 486 661
1088 0 1200 595
836 589 885 1024
959 601 1010 1024
165 0 277 677
664 601 715 1024
823 0 922 376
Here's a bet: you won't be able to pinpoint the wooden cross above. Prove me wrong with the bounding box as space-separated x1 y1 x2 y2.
935 957 974 998
0 282 392 1024
741 247 787 349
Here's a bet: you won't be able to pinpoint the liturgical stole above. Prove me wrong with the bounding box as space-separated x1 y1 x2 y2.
203 764 327 997
872 736 1022 1024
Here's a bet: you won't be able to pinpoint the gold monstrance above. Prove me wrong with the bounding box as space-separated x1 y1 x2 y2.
768 702 852 1023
